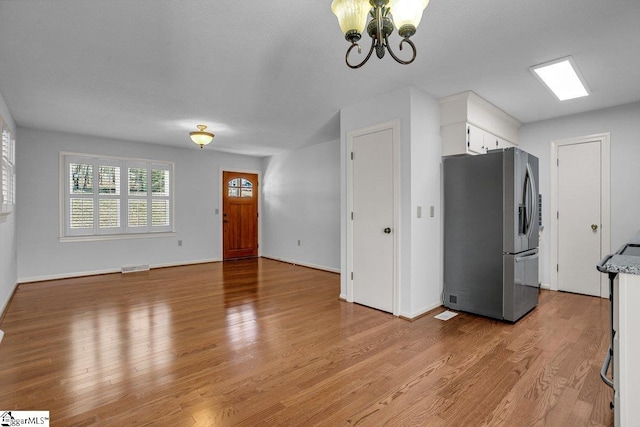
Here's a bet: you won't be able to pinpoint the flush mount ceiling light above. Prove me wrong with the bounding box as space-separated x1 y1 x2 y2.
331 0 430 69
530 56 590 101
189 124 214 148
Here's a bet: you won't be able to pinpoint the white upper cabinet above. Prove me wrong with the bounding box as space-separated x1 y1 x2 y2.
439 91 520 156
467 124 485 154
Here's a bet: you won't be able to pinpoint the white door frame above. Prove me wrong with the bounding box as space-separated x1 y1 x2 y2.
550 133 610 297
346 120 400 315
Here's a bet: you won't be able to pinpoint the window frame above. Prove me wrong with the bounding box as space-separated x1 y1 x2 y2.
60 152 175 241
1 115 16 218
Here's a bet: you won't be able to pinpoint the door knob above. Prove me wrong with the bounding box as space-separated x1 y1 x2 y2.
591 224 598 231
384 227 392 234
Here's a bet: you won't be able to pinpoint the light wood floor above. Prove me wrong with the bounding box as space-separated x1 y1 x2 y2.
0 258 613 426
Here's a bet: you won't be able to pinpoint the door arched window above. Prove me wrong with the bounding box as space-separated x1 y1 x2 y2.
227 178 253 198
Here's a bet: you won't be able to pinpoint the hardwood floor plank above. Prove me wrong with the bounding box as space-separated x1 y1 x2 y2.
0 259 613 425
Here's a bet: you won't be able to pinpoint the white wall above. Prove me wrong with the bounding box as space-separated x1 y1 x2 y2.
408 90 442 316
0 90 17 316
261 139 340 272
339 87 442 318
16 127 262 282
518 102 640 285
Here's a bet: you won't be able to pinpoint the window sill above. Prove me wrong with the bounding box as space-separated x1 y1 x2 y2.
59 231 177 243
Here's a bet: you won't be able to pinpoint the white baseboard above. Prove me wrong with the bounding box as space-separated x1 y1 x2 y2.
260 255 340 274
18 258 221 284
398 301 443 320
18 268 121 284
151 258 221 269
0 281 18 319
540 283 552 290
17 257 337 284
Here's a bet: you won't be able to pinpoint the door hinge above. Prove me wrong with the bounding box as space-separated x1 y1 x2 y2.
257 243 259 248
351 212 354 220
351 272 353 280
257 212 259 218
351 152 354 160
557 158 559 167
557 264 559 272
557 211 559 219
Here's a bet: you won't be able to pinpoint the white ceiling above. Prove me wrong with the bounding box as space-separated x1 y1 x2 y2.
0 0 638 157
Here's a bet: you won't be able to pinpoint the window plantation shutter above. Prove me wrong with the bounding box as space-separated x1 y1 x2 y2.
150 164 172 232
97 160 123 234
66 156 96 236
1 117 15 213
62 153 174 238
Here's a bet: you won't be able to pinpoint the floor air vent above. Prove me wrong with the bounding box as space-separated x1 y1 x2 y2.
449 295 457 304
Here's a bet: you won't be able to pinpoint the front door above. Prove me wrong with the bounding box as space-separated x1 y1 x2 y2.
223 171 258 260
351 127 395 313
557 140 602 296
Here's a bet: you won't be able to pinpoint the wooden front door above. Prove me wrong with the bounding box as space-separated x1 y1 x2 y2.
223 171 258 259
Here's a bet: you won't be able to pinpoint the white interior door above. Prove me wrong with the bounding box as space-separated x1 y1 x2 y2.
351 128 395 313
557 140 602 296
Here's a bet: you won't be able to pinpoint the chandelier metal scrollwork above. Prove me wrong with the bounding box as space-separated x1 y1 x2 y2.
332 0 430 69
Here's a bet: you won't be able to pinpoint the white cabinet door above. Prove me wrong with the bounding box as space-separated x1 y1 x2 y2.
497 136 515 149
442 123 517 157
467 124 485 154
485 132 499 151
616 273 640 426
485 132 515 151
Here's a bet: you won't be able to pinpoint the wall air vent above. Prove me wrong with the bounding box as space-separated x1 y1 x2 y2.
121 264 150 274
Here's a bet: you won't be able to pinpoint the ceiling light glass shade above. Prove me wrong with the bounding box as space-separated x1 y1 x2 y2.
189 125 214 148
389 0 430 32
331 0 370 38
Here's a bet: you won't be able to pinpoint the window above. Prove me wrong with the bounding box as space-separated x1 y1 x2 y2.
62 153 174 238
1 116 15 216
227 178 253 198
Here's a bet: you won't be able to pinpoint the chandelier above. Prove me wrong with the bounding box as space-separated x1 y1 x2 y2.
189 124 214 148
331 0 430 69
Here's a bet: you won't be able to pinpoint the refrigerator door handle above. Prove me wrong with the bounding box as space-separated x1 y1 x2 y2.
515 251 539 263
525 162 537 238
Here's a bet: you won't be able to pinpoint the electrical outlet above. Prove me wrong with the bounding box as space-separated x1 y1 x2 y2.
215 208 219 214
297 240 301 246
430 206 435 218
178 240 183 247
417 206 422 218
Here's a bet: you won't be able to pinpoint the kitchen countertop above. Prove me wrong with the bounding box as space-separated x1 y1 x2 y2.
600 231 640 275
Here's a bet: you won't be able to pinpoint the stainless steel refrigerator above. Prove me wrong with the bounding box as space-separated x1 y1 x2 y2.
443 148 540 322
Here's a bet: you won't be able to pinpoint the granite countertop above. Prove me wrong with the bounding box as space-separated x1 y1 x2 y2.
600 231 640 275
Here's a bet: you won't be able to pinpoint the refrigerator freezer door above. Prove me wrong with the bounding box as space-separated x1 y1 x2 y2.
524 154 540 251
503 249 539 322
504 149 539 254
